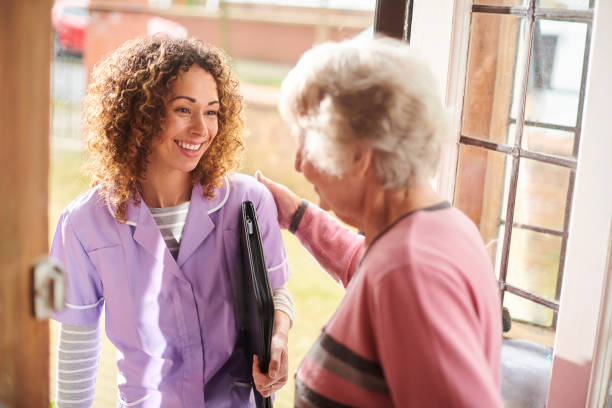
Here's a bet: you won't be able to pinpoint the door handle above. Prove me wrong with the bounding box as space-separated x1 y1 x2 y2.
32 256 66 320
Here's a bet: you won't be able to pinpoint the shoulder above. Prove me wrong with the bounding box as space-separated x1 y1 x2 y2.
56 186 119 249
364 207 490 283
226 173 274 207
61 186 111 225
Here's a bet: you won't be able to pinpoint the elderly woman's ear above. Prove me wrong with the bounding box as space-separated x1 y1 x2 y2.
351 142 374 179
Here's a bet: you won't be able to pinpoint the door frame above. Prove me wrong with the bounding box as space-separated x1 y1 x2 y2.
0 1 53 406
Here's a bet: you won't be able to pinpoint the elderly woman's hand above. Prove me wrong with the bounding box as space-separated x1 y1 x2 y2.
252 310 290 398
256 170 301 230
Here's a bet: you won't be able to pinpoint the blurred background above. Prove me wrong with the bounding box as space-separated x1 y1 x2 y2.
49 0 374 406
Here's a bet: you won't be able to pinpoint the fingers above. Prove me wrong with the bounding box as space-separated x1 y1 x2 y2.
252 353 289 397
255 170 278 195
268 343 282 379
255 170 301 229
258 381 286 398
252 355 268 389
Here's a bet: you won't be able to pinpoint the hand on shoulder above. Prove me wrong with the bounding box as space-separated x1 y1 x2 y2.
255 171 301 230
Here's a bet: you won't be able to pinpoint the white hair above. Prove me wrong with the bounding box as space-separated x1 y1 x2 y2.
279 36 449 188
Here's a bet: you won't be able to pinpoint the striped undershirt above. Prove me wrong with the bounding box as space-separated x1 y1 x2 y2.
55 203 294 406
55 323 100 408
150 201 190 260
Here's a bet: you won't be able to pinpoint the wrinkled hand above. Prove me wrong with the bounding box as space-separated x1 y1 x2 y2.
252 330 289 398
255 170 301 230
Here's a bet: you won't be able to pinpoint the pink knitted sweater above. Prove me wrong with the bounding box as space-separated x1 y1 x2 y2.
293 202 503 407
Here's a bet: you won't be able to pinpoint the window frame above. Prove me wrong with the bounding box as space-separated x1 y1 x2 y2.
457 2 594 324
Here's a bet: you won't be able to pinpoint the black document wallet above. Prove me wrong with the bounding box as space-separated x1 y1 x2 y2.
240 200 274 408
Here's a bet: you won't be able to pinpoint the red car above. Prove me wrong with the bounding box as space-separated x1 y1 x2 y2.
52 0 89 55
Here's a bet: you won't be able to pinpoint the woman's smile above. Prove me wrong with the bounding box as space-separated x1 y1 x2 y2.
175 139 205 156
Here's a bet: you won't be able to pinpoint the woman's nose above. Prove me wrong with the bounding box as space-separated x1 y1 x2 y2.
191 115 206 135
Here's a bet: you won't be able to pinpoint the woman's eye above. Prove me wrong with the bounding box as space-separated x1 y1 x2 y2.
206 110 218 116
175 107 190 114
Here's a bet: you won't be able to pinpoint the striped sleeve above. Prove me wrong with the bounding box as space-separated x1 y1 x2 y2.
272 286 294 327
55 323 100 408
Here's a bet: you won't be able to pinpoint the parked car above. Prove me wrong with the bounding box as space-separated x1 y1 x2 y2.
52 0 188 57
52 0 90 56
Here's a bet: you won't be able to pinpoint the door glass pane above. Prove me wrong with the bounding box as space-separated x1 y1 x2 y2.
523 126 575 158
504 292 557 341
524 19 588 133
462 13 526 145
506 228 562 313
474 0 527 6
537 0 593 9
454 144 512 265
514 158 571 231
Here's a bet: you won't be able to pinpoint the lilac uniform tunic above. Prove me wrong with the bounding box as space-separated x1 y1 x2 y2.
51 174 290 407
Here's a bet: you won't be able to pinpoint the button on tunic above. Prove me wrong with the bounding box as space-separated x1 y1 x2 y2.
51 174 290 407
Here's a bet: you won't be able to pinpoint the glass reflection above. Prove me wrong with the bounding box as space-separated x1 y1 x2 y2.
514 158 571 231
524 20 587 129
537 0 593 10
454 144 512 265
462 13 525 144
473 0 526 6
504 225 562 327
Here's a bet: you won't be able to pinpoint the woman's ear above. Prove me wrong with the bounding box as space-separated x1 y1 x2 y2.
351 142 373 179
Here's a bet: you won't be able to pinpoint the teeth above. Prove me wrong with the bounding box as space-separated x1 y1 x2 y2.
176 141 202 151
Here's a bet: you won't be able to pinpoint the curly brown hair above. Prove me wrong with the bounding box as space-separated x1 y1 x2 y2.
83 35 244 222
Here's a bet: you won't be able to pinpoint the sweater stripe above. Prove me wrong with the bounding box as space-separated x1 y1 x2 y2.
310 332 389 393
295 377 353 408
320 332 386 378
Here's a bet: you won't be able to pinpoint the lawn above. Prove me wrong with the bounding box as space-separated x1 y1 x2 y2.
48 124 344 407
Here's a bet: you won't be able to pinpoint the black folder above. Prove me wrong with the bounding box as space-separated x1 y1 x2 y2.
240 200 274 408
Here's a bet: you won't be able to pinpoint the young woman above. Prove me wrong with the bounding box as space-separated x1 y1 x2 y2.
51 36 292 407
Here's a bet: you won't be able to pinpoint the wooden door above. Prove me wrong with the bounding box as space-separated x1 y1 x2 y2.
0 1 53 406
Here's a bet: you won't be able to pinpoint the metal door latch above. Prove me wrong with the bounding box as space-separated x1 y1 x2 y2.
32 256 66 320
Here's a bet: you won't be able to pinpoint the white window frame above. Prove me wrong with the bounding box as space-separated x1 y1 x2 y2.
410 0 612 405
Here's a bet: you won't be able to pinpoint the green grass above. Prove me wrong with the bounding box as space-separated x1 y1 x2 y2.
48 144 343 407
48 148 90 239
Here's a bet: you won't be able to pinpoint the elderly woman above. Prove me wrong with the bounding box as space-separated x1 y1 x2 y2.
50 36 292 407
254 37 503 407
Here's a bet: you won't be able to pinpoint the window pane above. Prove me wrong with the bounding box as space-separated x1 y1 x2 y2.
536 0 593 10
524 20 587 131
523 126 575 158
473 0 527 6
514 158 571 230
504 292 557 335
506 227 562 302
462 13 527 145
454 144 512 265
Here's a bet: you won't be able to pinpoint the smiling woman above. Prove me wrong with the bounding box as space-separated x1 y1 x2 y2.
142 66 221 206
50 36 294 407
83 36 244 221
